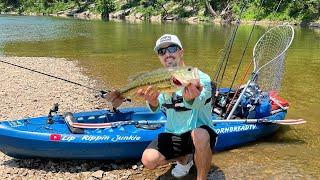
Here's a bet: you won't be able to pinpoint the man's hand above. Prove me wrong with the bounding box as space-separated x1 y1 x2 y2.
104 90 125 108
183 81 203 102
136 86 160 108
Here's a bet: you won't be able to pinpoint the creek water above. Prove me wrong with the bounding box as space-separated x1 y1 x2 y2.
0 15 319 178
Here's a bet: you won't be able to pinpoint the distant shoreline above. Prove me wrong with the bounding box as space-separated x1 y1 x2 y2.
1 12 319 28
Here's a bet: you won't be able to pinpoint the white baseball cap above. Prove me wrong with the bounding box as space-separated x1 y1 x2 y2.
154 34 183 52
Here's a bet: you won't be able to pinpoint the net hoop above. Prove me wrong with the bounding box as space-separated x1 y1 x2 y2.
252 24 295 74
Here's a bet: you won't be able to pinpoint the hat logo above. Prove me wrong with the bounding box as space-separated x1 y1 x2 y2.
160 36 171 43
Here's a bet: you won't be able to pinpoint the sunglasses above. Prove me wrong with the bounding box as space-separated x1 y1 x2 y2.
157 45 180 56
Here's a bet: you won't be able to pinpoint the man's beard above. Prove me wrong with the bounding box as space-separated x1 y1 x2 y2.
166 61 178 67
165 56 178 67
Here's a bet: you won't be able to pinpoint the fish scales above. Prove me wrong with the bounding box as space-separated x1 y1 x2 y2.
118 66 199 99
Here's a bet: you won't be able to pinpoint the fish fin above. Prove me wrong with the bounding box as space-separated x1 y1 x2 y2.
128 71 148 82
104 90 121 101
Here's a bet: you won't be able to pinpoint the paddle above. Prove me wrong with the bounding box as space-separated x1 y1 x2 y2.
67 118 306 129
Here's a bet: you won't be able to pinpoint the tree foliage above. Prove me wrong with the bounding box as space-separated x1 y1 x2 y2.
96 0 115 14
0 0 319 22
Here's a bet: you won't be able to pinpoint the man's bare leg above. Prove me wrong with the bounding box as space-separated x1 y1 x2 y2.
142 149 193 168
191 128 212 180
141 148 169 169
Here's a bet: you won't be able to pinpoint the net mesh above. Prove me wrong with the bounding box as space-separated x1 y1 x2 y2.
252 24 294 92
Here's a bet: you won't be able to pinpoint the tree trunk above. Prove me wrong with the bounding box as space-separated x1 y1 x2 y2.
205 0 217 17
318 3 320 17
101 12 109 21
160 4 169 20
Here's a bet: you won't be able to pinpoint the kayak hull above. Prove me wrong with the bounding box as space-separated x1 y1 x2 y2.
0 107 286 160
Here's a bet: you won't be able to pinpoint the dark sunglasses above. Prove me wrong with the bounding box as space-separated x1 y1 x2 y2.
157 45 180 56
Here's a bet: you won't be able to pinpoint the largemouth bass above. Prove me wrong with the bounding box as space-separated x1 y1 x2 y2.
117 66 199 100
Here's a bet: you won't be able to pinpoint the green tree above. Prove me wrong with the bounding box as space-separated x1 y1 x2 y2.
96 0 116 20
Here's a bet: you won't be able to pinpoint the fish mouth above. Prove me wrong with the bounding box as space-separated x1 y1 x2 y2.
171 76 183 86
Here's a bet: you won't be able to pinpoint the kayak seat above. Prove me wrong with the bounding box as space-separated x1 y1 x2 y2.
63 112 84 134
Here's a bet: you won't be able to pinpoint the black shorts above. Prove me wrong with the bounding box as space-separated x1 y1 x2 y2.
146 125 218 160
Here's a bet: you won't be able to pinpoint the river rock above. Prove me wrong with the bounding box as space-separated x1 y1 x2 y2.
132 165 138 170
92 170 104 178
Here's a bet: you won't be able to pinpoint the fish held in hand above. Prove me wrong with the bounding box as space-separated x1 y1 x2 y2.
111 66 199 101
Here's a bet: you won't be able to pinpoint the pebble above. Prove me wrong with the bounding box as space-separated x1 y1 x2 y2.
132 165 138 170
92 170 104 178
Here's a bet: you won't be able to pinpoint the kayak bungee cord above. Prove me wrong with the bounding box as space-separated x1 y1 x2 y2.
67 118 306 129
0 58 110 96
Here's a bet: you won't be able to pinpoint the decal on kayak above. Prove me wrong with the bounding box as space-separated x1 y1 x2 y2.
81 135 142 142
50 134 61 141
50 135 142 142
8 120 24 127
215 124 257 134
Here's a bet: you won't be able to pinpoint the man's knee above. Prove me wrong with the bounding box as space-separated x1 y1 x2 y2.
141 149 164 170
191 128 211 150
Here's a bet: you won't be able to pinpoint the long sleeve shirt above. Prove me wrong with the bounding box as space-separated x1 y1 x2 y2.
147 69 214 135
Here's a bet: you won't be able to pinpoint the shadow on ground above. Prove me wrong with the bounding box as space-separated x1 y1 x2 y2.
155 164 226 180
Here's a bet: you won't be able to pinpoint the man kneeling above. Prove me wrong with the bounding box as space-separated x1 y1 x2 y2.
140 34 218 180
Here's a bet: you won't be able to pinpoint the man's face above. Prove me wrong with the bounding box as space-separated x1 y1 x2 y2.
157 44 184 68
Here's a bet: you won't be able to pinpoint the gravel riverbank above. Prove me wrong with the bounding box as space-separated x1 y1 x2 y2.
0 56 106 121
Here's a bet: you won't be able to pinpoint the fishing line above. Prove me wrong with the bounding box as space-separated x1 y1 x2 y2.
267 0 284 29
0 59 110 95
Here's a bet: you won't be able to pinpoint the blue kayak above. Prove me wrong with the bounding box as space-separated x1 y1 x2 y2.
0 106 286 160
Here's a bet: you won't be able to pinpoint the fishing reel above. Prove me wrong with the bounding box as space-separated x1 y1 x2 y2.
96 90 131 102
96 90 132 112
47 103 59 124
213 90 239 118
95 90 109 98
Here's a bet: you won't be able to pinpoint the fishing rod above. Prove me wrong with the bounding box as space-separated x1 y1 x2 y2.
0 58 110 96
224 0 285 118
226 0 265 92
213 0 249 89
225 24 294 120
223 0 266 116
228 0 285 91
267 0 284 29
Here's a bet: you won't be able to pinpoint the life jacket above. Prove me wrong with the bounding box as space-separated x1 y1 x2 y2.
161 93 192 112
161 81 215 112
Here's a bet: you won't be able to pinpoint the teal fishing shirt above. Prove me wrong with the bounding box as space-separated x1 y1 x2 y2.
147 69 214 135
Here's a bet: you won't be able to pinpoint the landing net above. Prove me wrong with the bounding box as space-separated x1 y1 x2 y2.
252 24 295 92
